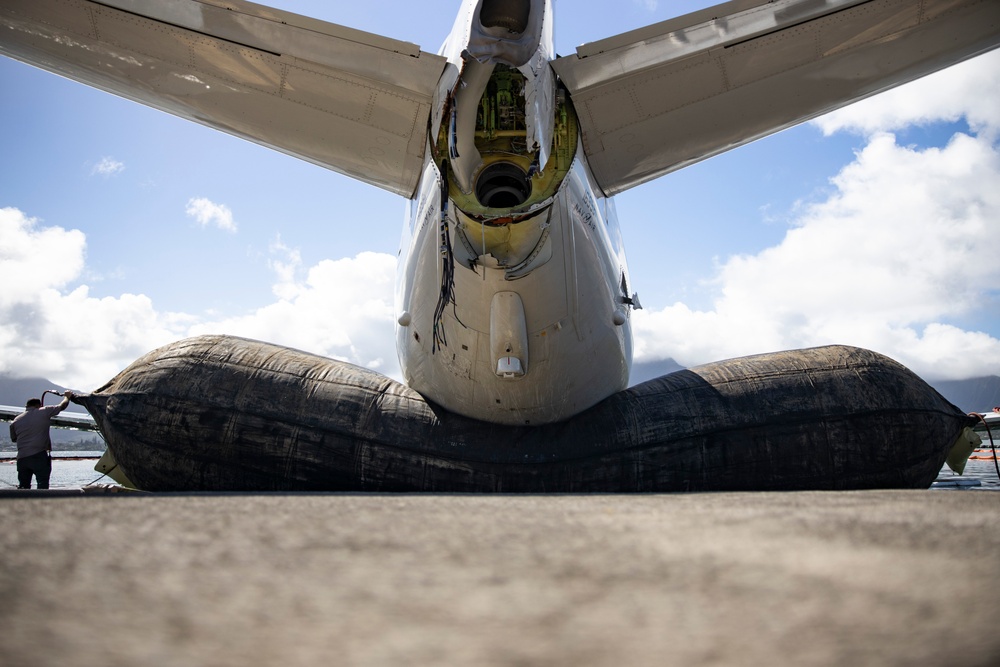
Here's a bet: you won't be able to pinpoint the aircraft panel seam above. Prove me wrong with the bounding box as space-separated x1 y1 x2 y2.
90 0 282 56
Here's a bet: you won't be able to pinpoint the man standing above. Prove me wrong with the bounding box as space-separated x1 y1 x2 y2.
9 391 75 489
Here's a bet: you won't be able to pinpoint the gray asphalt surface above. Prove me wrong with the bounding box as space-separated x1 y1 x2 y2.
1 491 997 666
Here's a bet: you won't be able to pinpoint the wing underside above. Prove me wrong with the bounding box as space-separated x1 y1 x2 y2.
0 0 449 197
552 0 1000 196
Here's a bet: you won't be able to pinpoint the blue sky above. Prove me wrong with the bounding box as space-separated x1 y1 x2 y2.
1 0 998 391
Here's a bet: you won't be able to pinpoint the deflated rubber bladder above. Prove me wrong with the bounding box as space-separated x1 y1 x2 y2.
73 335 974 492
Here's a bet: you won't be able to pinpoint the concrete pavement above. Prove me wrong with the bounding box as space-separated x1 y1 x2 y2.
1 491 997 666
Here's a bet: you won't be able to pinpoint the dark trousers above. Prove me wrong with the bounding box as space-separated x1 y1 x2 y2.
17 452 51 489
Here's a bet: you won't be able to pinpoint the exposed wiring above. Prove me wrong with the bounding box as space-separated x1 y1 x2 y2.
432 160 457 353
449 107 460 159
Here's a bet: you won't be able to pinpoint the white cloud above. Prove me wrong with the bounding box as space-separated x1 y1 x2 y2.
0 208 397 389
91 156 125 177
634 55 1000 381
267 235 304 301
0 208 85 307
189 250 398 375
185 197 236 233
0 208 186 388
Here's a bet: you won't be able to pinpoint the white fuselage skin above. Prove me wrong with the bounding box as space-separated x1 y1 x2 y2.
395 0 635 425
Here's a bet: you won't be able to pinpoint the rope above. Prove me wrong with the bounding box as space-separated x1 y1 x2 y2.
40 389 63 405
83 461 118 487
84 471 111 487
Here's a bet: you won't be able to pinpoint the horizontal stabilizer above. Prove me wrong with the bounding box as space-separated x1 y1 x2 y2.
553 0 1000 195
0 0 449 196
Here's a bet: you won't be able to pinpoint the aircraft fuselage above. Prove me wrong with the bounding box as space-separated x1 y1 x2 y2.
395 0 636 424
